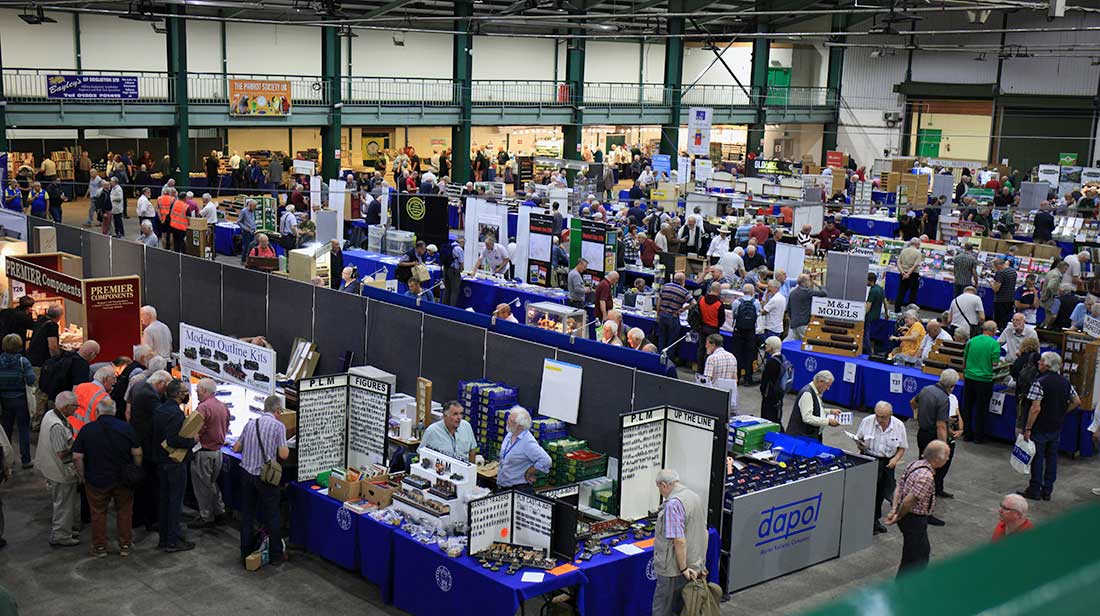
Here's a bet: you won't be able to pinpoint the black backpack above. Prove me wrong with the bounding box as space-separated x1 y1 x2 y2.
440 242 456 268
95 190 112 213
735 299 757 332
39 350 77 399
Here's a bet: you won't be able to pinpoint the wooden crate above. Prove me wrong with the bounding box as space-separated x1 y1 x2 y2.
802 319 864 357
1063 332 1100 411
921 339 966 376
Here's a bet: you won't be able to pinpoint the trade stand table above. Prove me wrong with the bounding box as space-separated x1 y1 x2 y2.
883 272 995 313
458 277 569 315
848 216 899 239
342 248 444 293
781 341 862 408
574 529 720 616
985 388 1096 457
619 308 733 365
391 527 587 616
213 221 286 258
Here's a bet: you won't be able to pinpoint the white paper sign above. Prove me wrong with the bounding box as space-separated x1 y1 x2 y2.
310 175 322 209
1084 316 1100 340
538 359 582 424
990 392 1006 416
521 572 546 583
889 373 902 393
614 543 644 555
695 159 713 183
292 159 315 176
328 179 346 212
838 412 853 426
811 297 866 322
843 362 857 383
179 323 276 395
297 374 349 480
677 157 691 185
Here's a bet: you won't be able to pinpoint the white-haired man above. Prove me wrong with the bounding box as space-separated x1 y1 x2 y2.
652 468 707 616
137 219 159 248
1062 250 1091 290
496 406 551 492
857 401 907 535
140 305 172 359
992 493 1032 541
36 390 81 547
1018 352 1080 501
785 370 840 442
189 379 230 529
71 365 117 435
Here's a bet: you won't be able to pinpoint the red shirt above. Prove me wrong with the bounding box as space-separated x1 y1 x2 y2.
640 238 659 268
195 396 230 451
749 224 771 245
594 278 613 319
817 227 840 250
985 179 1001 191
992 519 1033 541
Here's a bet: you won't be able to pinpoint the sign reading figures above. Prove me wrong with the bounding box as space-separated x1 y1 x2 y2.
179 323 276 395
395 193 449 253
296 371 392 480
619 406 724 529
811 297 865 322
229 79 292 116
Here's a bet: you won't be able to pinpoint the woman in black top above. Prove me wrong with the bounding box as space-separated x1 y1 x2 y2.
1011 338 1041 434
759 337 785 423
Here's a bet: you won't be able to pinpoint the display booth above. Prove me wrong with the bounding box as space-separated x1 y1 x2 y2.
5 253 140 361
569 218 617 284
296 371 392 478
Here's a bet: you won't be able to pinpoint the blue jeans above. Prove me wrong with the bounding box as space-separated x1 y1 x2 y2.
0 395 30 465
1027 430 1060 496
656 314 681 358
158 462 186 547
49 205 62 223
240 473 282 560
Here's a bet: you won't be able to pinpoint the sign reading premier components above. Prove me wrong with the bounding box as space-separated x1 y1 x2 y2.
811 297 865 322
179 323 276 395
4 256 83 301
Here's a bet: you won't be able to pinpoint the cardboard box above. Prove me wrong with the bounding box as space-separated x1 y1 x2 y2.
277 410 297 436
188 217 209 231
178 411 205 439
161 440 189 463
328 476 361 502
245 550 267 571
360 476 396 507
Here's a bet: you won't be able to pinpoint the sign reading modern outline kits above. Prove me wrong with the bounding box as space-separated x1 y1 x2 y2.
296 375 349 480
811 297 865 321
46 75 138 100
179 323 276 395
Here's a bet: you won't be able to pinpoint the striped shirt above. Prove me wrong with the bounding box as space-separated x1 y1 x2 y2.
238 414 287 477
658 282 691 317
664 497 686 539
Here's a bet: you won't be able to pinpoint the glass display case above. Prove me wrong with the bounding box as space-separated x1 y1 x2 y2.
526 301 587 338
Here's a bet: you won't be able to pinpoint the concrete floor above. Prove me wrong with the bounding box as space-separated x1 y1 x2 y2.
3 201 1097 615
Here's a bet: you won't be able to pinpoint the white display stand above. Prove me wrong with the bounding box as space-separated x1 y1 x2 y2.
538 358 582 424
393 448 476 533
792 204 825 235
296 371 392 479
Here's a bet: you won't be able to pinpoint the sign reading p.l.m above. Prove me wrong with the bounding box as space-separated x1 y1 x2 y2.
755 493 823 547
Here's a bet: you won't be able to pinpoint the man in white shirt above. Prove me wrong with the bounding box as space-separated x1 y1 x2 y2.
135 187 156 224
920 319 953 361
998 312 1038 362
140 305 173 358
474 235 511 275
760 279 786 339
421 169 437 184
855 401 907 534
706 227 731 261
947 286 985 337
1062 251 1090 289
198 193 219 224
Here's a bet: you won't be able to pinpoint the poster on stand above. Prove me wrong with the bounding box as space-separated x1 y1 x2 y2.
618 408 666 521
686 107 713 156
1082 167 1100 185
652 155 672 182
179 323 276 395
1038 165 1061 190
229 79 292 116
297 374 349 480
347 374 391 471
395 193 449 252
1059 166 1083 196
467 493 512 555
84 278 141 363
677 156 691 184
309 176 322 210
695 159 713 183
526 212 554 286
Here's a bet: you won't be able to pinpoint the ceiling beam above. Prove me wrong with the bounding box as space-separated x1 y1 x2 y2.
357 0 419 20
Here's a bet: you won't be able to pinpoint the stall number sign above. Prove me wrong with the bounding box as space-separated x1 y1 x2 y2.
1084 316 1100 340
990 393 1005 416
811 297 865 322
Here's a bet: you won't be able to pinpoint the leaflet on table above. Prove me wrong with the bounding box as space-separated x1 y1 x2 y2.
179 323 276 395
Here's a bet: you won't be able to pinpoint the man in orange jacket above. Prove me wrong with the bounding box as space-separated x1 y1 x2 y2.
157 188 176 250
168 194 191 254
71 366 117 435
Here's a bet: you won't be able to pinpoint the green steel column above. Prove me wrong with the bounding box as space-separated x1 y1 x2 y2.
660 14 685 158
747 17 770 158
562 36 586 161
821 14 846 163
74 13 82 71
166 6 190 184
452 0 473 184
0 36 7 152
321 26 342 179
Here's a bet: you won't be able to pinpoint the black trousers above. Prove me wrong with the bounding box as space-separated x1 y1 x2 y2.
917 428 953 495
963 379 993 442
733 329 756 384
760 398 782 424
133 459 160 529
873 456 897 522
895 274 919 310
897 514 930 576
993 302 1013 329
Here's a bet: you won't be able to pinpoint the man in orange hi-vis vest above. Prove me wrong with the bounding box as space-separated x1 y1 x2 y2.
70 366 117 435
157 188 176 250
168 194 191 254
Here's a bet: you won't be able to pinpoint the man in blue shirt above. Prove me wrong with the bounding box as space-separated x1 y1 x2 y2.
418 401 477 463
496 406 551 492
405 278 434 303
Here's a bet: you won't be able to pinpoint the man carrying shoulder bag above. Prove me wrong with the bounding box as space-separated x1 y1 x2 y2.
233 394 289 567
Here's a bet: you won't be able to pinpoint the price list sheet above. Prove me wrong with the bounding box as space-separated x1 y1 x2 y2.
297 374 349 479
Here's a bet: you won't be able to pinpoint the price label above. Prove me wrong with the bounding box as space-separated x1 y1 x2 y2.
889 373 902 393
843 362 857 383
990 392 1005 416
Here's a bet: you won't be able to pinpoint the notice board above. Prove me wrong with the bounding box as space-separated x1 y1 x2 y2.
296 371 392 479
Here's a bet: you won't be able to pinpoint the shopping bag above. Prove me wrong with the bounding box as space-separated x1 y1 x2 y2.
1010 435 1036 474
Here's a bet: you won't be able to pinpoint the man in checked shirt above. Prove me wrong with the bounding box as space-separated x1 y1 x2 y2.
885 440 951 576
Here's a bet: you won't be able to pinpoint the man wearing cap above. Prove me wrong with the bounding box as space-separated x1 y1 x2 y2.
706 226 731 262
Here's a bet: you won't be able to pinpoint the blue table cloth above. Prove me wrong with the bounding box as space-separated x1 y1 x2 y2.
575 529 720 616
391 528 588 616
358 512 399 602
288 482 360 571
848 216 899 239
883 272 995 314
987 389 1096 457
214 222 241 256
218 448 245 512
459 277 568 315
781 341 862 409
343 248 443 293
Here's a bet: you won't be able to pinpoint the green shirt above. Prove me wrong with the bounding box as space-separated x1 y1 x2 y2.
963 334 1001 382
417 418 478 461
866 284 885 321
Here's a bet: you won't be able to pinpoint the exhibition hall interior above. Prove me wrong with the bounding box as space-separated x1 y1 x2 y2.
1 0 1099 614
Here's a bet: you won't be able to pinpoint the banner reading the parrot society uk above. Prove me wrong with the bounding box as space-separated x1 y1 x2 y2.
229 80 292 116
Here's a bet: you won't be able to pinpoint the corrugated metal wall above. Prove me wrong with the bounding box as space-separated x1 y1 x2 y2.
841 36 906 111
1000 12 1100 96
909 12 999 84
